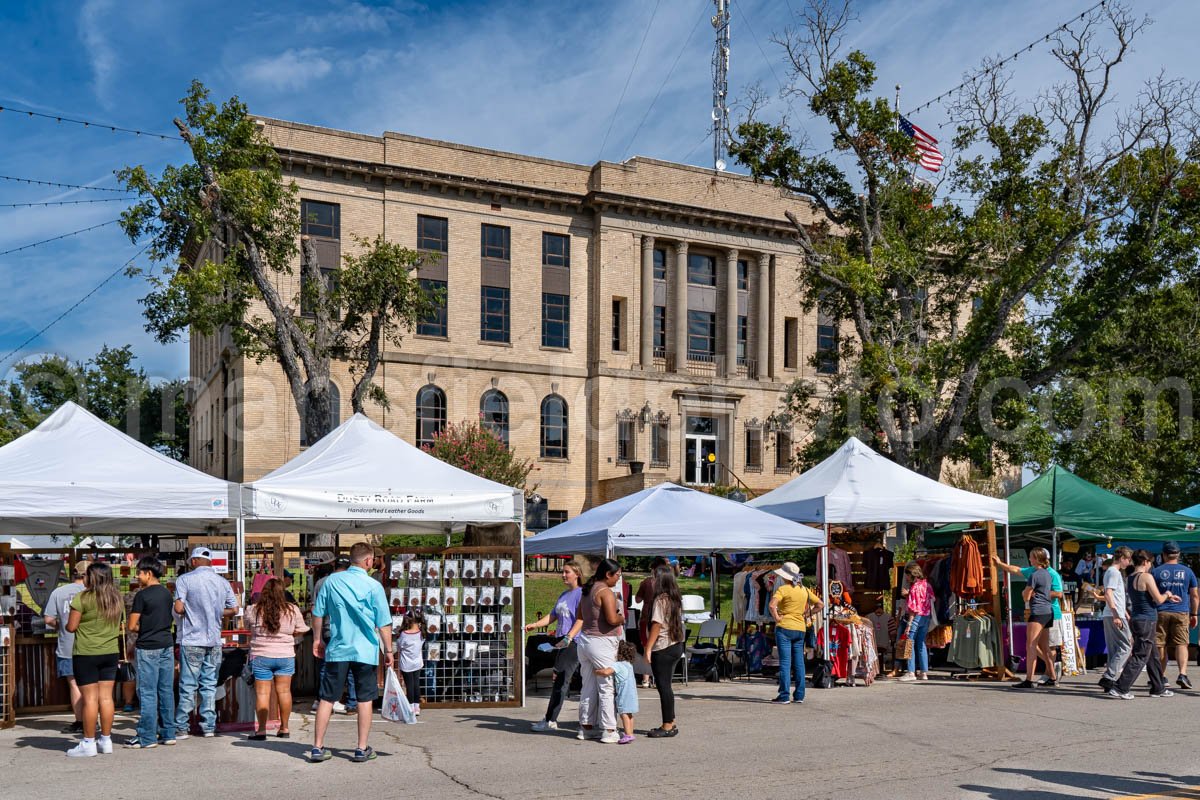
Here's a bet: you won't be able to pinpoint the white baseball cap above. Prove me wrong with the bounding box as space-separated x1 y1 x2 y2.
189 546 212 560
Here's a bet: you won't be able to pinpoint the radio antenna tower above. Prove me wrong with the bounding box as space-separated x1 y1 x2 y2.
711 0 731 171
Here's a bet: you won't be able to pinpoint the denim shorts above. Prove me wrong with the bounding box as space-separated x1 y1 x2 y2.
56 657 74 679
251 656 296 681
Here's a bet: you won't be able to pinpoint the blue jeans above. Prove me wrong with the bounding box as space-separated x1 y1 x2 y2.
135 647 175 744
775 627 807 701
906 614 931 673
176 645 222 735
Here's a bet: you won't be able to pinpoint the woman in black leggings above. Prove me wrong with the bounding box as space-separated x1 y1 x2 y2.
645 565 684 738
525 562 584 731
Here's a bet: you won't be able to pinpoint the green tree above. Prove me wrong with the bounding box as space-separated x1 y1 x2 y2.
118 81 433 450
0 345 188 458
731 1 1200 480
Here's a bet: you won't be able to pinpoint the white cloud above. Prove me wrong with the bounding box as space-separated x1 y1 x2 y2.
78 0 118 108
295 1 406 35
239 48 334 92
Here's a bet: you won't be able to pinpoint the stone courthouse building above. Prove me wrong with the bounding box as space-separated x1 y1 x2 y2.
188 118 843 523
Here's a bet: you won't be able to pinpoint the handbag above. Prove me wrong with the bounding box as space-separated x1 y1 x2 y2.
116 623 135 683
897 617 917 661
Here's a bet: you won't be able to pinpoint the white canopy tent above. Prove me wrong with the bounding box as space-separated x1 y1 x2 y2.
748 436 1009 658
524 483 826 556
0 401 238 535
747 437 1009 525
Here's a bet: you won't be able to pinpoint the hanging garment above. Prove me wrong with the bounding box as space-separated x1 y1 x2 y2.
948 614 996 670
950 536 985 598
745 572 761 623
250 572 273 599
737 631 769 673
732 570 751 623
852 623 879 683
862 546 894 592
825 548 854 592
756 573 771 618
818 624 852 679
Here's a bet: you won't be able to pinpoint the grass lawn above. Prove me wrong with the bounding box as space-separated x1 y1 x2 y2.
523 571 737 642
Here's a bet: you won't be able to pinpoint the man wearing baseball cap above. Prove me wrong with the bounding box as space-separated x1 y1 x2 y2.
44 560 90 734
173 546 239 738
1151 542 1199 690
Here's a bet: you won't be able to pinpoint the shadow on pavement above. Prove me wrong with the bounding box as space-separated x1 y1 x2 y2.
457 713 575 737
960 766 1200 798
14 735 75 753
228 739 314 761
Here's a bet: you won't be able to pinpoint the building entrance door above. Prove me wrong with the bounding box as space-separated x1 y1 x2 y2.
684 416 719 485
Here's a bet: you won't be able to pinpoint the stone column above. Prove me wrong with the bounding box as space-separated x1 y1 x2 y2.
640 235 655 368
724 249 739 378
757 253 771 379
673 241 689 372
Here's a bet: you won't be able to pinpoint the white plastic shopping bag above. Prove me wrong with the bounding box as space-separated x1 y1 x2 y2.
381 667 416 724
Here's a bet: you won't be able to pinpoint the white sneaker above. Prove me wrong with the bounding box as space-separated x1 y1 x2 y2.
67 740 97 758
898 672 917 682
96 736 113 754
600 730 621 744
918 672 929 681
412 704 420 717
332 701 347 714
1108 689 1134 700
310 701 318 712
531 719 558 732
1151 689 1176 698
576 727 602 740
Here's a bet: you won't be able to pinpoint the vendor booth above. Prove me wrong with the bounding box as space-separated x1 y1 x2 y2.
241 413 526 709
0 402 239 728
749 436 1010 681
928 465 1200 674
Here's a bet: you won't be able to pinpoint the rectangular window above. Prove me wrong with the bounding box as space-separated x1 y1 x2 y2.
616 420 634 463
687 310 716 358
547 510 568 527
745 428 763 471
542 292 570 349
480 286 510 342
737 259 749 291
651 421 670 467
301 199 339 239
653 306 667 354
542 232 570 268
611 298 626 352
481 224 511 260
737 315 748 361
653 248 667 280
687 253 717 286
775 430 793 472
417 278 448 337
417 215 448 252
817 324 838 374
784 317 798 369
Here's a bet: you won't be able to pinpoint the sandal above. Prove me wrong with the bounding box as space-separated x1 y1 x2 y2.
248 733 267 741
276 731 290 738
647 726 679 738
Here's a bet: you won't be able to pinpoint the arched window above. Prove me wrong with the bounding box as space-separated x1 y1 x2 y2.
415 384 447 449
540 395 568 459
480 389 509 445
300 382 341 447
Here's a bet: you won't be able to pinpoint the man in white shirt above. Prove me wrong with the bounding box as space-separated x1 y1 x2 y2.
1098 547 1133 692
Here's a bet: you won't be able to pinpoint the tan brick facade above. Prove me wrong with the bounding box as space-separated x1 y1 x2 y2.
189 118 843 522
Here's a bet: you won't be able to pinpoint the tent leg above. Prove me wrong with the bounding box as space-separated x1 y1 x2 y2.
1051 529 1058 571
821 528 830 660
236 516 246 607
1004 523 1013 660
518 509 527 709
710 552 718 619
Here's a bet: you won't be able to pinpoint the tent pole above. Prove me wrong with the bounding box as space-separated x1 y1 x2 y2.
1004 523 1013 659
821 526 830 660
517 492 527 709
1052 529 1058 571
235 516 246 607
710 552 718 618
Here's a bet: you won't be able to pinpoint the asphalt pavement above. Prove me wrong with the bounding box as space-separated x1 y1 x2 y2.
4 672 1200 799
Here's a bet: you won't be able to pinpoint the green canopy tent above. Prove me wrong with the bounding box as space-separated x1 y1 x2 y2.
927 465 1200 550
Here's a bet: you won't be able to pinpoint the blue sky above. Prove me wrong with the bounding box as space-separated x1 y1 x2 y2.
0 0 1196 382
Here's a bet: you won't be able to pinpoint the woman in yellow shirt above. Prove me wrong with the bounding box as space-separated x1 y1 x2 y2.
769 562 823 705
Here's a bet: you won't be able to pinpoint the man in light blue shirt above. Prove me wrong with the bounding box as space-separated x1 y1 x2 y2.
310 542 393 764
173 546 238 738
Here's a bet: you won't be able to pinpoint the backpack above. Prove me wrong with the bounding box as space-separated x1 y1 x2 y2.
810 657 835 689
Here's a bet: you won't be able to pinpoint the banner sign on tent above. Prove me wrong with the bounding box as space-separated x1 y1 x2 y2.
209 550 229 574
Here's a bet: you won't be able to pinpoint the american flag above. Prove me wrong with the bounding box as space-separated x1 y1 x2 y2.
899 115 943 172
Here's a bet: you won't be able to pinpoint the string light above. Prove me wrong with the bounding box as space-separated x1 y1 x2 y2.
0 219 121 257
0 197 135 208
0 174 128 193
0 245 150 370
0 104 179 141
905 0 1108 116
